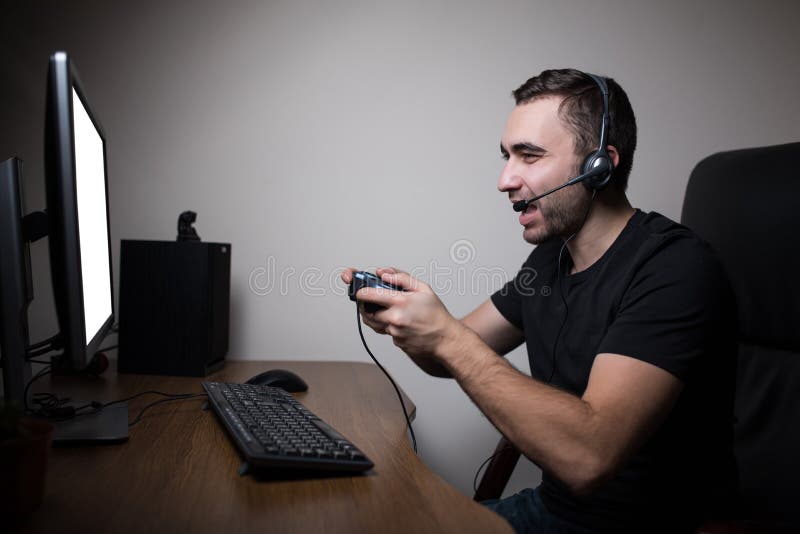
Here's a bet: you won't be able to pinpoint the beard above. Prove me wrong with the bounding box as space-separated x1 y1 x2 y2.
522 168 594 244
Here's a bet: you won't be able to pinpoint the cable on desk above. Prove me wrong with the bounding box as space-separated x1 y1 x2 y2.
20 329 202 425
103 389 202 409
23 364 53 414
355 306 418 454
67 391 206 421
128 394 208 427
25 368 206 423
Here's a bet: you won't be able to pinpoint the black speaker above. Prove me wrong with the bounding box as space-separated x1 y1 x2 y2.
118 240 231 376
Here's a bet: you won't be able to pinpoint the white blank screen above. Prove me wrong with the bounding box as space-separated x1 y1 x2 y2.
72 88 113 344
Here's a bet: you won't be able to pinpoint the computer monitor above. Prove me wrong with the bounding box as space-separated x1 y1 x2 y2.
0 52 126 440
45 51 115 372
0 158 33 403
43 52 127 442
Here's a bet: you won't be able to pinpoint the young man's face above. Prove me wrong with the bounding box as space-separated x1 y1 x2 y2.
498 96 592 244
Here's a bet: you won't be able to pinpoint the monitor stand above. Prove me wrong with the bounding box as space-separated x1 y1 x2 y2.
52 402 129 445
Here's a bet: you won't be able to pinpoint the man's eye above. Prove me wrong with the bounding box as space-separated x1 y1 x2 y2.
501 153 510 161
522 154 540 162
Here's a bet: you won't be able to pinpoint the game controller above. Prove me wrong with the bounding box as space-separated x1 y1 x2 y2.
349 271 405 313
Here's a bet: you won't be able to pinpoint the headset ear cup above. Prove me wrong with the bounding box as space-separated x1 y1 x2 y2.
581 150 613 191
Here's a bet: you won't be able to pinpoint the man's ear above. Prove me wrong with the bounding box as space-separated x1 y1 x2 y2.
606 145 620 169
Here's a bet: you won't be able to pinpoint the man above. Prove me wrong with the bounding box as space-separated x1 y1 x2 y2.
342 69 737 532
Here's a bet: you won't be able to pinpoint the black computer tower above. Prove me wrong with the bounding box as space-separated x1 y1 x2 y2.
118 240 230 376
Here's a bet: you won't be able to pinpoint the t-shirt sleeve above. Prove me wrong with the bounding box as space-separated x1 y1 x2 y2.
597 234 734 382
491 252 540 330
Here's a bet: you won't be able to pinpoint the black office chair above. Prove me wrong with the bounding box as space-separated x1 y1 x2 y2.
475 142 800 530
683 142 800 531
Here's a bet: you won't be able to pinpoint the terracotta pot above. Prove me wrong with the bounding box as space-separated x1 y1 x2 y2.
0 418 54 525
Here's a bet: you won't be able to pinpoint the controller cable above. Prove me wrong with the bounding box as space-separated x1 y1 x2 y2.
355 305 418 454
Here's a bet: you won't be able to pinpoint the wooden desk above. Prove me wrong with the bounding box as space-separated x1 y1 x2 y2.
18 361 512 533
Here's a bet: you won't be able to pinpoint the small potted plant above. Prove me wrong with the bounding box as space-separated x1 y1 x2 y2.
0 400 54 525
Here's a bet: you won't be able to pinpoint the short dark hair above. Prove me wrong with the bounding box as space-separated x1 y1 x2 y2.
512 69 637 192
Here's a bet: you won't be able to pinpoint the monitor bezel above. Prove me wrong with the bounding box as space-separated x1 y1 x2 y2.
45 51 115 370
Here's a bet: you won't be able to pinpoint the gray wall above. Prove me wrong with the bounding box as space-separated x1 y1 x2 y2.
2 0 798 497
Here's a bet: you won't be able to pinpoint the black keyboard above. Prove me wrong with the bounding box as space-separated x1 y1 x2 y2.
202 382 373 472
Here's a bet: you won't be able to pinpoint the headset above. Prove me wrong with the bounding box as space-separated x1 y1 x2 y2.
512 73 614 213
580 73 613 191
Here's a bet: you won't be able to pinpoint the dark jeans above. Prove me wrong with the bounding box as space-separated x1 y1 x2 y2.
482 487 598 534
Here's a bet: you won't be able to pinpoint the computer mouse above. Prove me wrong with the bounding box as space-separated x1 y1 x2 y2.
245 369 308 392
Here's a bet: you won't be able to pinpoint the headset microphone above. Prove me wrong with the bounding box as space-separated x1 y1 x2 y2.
512 164 608 212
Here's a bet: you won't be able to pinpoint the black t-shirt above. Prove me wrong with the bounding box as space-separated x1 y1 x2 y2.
491 210 738 532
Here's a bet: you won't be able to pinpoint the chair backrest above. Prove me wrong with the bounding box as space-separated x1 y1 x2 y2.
681 142 800 526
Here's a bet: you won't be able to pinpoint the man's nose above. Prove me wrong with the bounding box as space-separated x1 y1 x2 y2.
498 161 523 193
